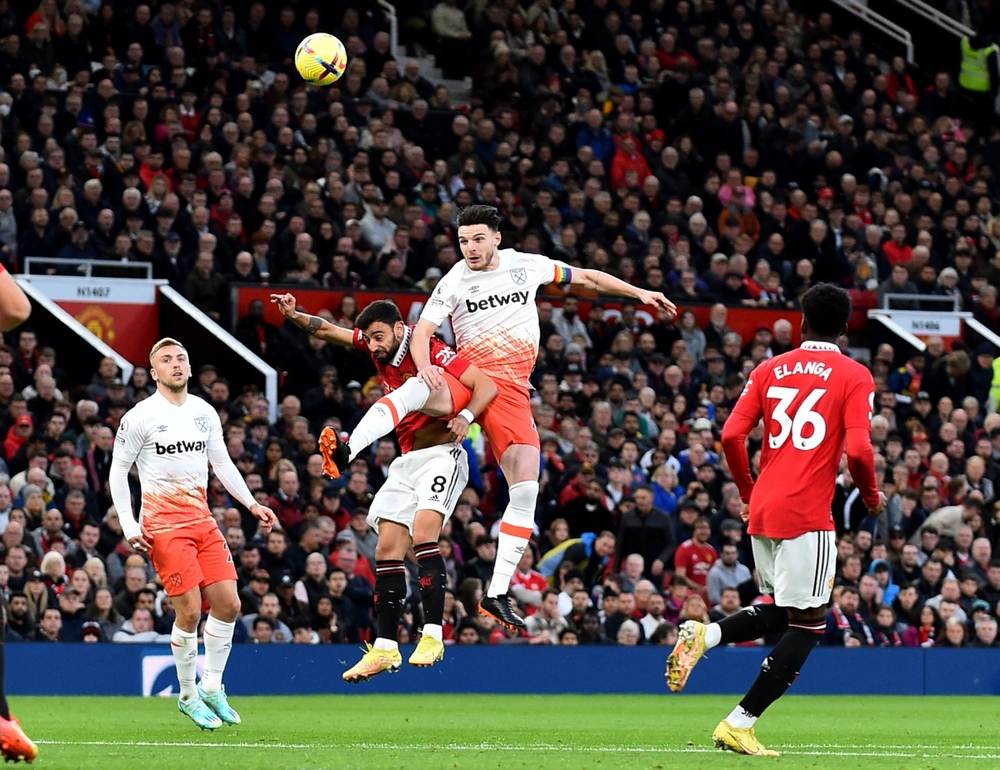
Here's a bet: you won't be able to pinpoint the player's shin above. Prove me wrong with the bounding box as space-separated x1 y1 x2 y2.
413 542 446 641
348 379 431 461
729 620 825 727
487 480 538 598
170 624 199 700
374 560 408 650
201 615 236 694
708 604 789 648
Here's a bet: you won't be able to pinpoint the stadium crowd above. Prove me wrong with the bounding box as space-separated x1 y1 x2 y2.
0 1 998 651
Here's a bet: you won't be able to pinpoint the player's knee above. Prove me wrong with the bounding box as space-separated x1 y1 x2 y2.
412 511 444 544
176 604 201 630
217 596 241 622
507 480 539 512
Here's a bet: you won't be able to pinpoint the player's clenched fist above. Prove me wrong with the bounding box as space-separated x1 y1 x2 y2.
250 503 278 534
270 293 297 318
446 414 471 443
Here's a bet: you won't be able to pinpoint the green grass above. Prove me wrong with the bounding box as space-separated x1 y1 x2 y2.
14 694 1000 769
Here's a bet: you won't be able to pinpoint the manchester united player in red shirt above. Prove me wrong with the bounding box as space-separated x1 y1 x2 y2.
272 294 496 680
667 284 884 756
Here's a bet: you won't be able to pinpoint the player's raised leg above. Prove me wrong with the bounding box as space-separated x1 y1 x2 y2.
410 510 447 667
480 439 538 632
343 521 409 682
0 599 37 763
198 577 243 725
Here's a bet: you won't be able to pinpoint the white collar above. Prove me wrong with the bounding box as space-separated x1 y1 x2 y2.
800 340 841 352
391 326 412 368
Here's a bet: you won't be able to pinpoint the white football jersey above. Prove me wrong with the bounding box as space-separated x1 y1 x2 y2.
420 249 571 387
114 390 225 535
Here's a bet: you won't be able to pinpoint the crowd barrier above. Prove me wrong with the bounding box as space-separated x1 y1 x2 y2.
8 645 1000 697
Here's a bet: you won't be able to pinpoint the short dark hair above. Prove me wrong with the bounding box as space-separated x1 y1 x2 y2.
456 204 501 231
355 299 403 331
801 283 852 337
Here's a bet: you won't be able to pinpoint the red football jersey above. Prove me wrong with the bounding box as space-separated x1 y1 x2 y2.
674 540 718 587
510 569 549 615
722 340 879 539
353 326 470 454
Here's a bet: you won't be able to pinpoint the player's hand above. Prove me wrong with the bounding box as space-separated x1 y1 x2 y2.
867 492 887 516
270 292 297 318
250 503 278 534
128 524 153 554
417 364 445 389
740 503 750 523
446 414 471 443
636 290 677 318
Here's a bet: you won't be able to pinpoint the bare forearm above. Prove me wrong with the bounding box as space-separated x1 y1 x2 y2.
411 321 437 368
289 311 353 345
575 268 642 299
462 373 497 420
0 271 31 331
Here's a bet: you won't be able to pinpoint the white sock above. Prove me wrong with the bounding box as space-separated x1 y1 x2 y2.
422 623 443 642
201 615 235 693
373 637 398 651
348 378 431 461
170 624 198 701
487 480 538 598
705 623 722 649
726 706 758 729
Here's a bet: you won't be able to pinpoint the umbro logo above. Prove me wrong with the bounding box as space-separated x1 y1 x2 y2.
156 425 168 433
469 285 480 294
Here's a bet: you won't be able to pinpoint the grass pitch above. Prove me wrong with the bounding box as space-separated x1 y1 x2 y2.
15 694 997 769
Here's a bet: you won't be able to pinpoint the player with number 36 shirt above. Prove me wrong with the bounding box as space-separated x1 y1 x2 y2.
666 284 883 758
725 339 880 540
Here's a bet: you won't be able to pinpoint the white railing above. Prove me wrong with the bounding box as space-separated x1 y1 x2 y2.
378 0 399 61
867 313 928 351
889 0 973 37
831 0 915 62
881 293 962 311
23 256 152 279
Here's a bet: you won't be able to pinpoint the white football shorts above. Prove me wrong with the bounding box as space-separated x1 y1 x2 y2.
751 530 837 610
366 443 469 534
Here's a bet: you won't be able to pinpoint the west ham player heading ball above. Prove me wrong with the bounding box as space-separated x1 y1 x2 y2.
412 205 676 630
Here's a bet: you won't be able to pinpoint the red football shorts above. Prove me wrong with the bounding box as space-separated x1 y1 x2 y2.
443 370 472 414
479 381 539 457
149 517 237 596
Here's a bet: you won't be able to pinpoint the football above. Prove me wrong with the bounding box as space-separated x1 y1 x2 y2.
294 33 348 85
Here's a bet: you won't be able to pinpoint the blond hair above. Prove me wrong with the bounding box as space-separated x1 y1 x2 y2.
149 337 187 364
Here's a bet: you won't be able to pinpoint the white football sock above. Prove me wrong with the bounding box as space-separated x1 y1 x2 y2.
487 480 538 598
726 706 758 729
421 623 443 642
201 615 235 693
705 623 722 649
348 377 431 461
373 638 398 651
170 624 198 700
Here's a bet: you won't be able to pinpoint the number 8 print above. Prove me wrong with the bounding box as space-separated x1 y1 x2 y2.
766 386 827 451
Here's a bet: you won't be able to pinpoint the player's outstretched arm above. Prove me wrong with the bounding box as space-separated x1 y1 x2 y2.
0 269 31 332
447 363 498 443
412 319 445 389
568 268 677 318
270 293 355 346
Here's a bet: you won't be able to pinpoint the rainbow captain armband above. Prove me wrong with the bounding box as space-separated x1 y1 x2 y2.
553 265 572 285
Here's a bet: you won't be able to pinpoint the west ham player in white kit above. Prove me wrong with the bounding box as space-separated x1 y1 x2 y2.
412 205 676 629
666 285 884 756
110 339 277 730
